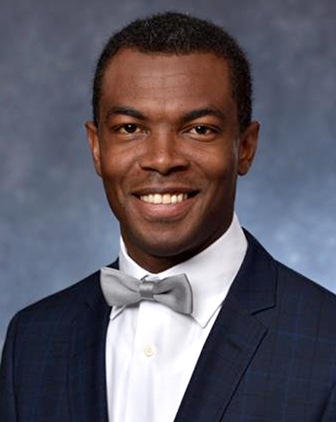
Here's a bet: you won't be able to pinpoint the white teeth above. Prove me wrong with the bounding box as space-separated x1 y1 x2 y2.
162 194 171 204
140 193 188 204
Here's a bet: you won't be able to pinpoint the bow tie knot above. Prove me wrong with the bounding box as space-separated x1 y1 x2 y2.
139 278 157 300
100 267 193 315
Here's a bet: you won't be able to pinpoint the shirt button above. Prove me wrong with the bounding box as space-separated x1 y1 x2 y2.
143 344 157 357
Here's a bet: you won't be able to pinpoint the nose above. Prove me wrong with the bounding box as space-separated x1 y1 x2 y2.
139 130 189 175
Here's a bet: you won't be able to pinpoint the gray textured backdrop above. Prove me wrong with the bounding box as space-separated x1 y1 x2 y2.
1 0 335 347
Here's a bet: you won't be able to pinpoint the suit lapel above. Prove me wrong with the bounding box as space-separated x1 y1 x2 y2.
68 271 111 422
67 236 276 422
174 232 277 422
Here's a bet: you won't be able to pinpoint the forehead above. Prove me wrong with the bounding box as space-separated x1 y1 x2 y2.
100 49 236 118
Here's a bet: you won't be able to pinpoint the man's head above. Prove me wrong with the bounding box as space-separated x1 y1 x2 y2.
92 12 252 132
86 13 259 272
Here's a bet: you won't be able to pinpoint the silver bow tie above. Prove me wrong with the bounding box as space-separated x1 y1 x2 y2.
100 267 193 315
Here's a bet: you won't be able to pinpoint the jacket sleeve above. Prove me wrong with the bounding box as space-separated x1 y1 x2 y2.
0 314 19 421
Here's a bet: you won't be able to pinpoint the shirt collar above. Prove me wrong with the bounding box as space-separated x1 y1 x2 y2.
118 213 247 328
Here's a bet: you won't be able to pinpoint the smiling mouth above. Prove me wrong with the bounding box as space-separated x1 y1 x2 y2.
138 191 199 205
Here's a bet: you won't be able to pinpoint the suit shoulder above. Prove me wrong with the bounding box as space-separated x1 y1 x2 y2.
244 231 336 330
246 230 336 307
276 259 336 303
274 260 336 336
12 270 101 323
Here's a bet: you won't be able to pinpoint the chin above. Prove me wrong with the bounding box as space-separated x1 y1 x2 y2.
141 231 217 266
141 236 193 257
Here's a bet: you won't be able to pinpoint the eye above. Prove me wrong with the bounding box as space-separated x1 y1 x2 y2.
191 125 212 135
118 124 141 134
188 125 219 137
185 123 221 142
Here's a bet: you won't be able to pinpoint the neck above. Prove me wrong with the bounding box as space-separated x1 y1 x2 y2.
122 225 232 274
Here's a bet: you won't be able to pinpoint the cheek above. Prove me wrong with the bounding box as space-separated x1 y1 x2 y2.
99 153 143 221
99 139 143 183
100 159 128 212
100 145 134 189
198 149 238 187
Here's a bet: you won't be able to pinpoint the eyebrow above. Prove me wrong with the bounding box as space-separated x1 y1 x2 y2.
105 105 225 124
106 105 146 122
179 107 226 125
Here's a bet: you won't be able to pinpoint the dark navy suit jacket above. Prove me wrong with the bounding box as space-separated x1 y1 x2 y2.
1 232 336 421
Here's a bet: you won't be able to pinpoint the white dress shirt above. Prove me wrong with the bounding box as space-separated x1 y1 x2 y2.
105 213 247 422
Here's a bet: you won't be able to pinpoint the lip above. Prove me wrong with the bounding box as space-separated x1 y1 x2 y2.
131 186 198 196
130 190 199 220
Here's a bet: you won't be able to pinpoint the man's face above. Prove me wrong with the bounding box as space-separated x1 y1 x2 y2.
86 49 259 272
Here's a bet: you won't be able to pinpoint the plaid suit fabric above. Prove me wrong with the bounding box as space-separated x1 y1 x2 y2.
1 233 336 422
0 274 110 422
175 235 336 422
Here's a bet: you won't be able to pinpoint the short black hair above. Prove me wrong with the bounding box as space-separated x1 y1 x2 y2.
92 12 252 131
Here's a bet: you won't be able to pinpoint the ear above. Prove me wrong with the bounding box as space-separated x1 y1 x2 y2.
237 120 260 176
85 121 102 177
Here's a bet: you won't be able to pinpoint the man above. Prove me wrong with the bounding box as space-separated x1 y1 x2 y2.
1 12 336 422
